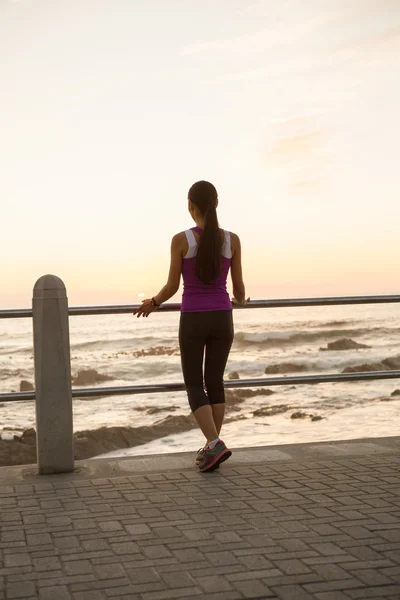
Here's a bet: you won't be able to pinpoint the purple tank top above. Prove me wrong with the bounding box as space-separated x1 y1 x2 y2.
181 227 232 313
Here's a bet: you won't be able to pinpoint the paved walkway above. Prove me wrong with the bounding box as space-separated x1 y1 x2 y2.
0 437 400 600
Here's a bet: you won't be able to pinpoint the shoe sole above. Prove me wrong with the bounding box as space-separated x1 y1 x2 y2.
198 448 232 473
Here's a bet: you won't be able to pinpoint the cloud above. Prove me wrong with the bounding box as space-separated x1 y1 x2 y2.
332 25 400 60
268 119 330 196
182 14 330 57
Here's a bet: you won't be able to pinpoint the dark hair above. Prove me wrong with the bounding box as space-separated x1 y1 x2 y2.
188 180 222 284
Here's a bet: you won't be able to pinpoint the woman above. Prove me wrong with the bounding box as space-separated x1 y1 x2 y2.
134 181 247 472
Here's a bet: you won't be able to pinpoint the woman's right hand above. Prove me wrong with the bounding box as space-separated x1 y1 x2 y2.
133 298 157 318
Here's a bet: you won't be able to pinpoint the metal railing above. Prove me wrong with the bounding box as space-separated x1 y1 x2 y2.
2 277 400 475
2 293 400 404
2 294 400 319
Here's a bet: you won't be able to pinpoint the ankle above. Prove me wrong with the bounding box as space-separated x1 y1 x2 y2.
206 437 220 450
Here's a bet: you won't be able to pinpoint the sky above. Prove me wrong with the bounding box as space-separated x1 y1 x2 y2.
1 0 400 308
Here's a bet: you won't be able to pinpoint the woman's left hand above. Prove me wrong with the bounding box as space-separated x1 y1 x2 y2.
133 299 157 318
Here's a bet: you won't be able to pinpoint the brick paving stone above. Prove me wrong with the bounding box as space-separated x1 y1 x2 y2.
1 531 25 543
6 581 37 598
315 593 352 600
72 591 107 600
183 593 244 600
125 523 151 535
39 585 71 599
273 559 311 575
109 541 140 555
234 578 275 597
380 566 400 581
143 544 172 559
26 533 52 546
312 563 353 580
98 521 123 532
33 556 62 571
125 566 160 584
347 585 400 598
152 526 182 538
81 539 110 552
161 571 196 588
214 531 242 543
4 553 31 567
202 550 238 567
93 563 127 580
273 583 315 599
140 587 203 600
304 579 366 593
182 528 212 541
64 560 93 575
195 575 233 593
238 554 274 570
350 569 396 586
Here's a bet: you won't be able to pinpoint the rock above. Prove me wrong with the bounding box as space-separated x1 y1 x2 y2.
342 362 385 373
291 411 308 419
20 380 34 392
391 389 400 397
382 357 400 369
146 406 180 415
342 355 400 374
21 428 36 445
227 371 240 380
132 346 179 357
311 415 323 421
0 438 36 466
253 405 289 417
319 338 371 351
265 363 308 374
227 388 274 401
72 369 114 386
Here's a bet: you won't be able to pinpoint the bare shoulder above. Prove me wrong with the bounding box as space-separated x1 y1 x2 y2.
172 231 187 243
229 232 241 254
171 232 188 255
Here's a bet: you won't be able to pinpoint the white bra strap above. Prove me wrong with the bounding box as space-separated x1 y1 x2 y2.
222 230 232 259
184 229 198 259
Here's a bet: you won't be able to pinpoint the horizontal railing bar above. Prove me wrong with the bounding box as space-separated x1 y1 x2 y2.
1 370 400 403
1 294 400 319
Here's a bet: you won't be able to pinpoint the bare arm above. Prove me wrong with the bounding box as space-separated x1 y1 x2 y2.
230 233 247 305
153 233 184 305
134 233 184 317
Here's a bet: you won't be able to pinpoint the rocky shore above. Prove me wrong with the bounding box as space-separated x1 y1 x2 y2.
0 388 273 467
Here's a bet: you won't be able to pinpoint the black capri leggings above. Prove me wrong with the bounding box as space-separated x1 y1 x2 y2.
179 310 234 413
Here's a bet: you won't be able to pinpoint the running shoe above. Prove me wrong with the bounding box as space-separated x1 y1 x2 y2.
195 447 205 466
196 447 220 469
197 440 232 473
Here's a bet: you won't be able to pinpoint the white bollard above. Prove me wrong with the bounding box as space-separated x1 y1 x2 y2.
33 275 74 474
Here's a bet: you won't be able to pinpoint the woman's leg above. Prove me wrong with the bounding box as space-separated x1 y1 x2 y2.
179 313 219 443
193 405 219 443
204 311 234 437
211 404 225 435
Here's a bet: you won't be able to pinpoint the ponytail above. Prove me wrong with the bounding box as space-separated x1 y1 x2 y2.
195 200 222 284
188 180 222 284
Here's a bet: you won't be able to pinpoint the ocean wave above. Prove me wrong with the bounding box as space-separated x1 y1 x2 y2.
342 356 400 373
234 327 389 348
0 346 32 356
71 335 172 352
0 368 29 381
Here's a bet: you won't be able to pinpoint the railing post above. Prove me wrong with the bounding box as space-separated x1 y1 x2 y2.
33 275 74 474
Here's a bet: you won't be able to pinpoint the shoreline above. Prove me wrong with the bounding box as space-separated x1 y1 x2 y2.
2 387 400 467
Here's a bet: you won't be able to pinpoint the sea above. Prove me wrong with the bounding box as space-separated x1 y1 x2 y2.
1 303 400 458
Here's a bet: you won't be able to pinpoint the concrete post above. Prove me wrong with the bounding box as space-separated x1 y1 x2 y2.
33 275 74 474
